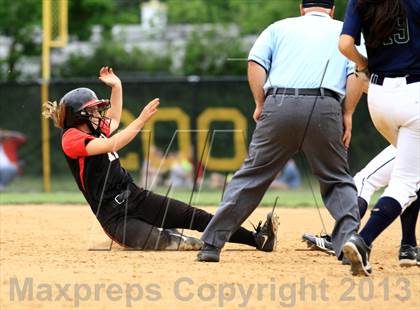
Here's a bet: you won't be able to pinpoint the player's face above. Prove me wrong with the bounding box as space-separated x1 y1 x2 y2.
85 106 102 129
86 107 101 117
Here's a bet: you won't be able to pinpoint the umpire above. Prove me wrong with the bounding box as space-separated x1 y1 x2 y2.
198 0 364 262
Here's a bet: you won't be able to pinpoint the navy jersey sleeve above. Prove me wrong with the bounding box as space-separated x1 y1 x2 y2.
341 0 362 45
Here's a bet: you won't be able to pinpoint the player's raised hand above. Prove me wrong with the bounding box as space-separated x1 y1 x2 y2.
138 98 160 125
99 66 121 88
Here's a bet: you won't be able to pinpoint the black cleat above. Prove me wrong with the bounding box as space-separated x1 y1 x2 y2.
254 212 279 252
343 234 372 276
302 233 335 255
399 244 418 267
197 243 221 262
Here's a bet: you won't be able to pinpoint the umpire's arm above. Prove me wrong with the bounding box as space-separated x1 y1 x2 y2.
248 61 267 123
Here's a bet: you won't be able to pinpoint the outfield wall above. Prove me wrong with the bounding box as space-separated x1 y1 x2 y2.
0 77 387 184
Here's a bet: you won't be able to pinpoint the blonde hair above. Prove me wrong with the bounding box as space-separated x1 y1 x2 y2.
43 100 66 129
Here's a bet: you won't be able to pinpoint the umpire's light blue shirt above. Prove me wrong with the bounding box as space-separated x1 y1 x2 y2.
248 12 358 96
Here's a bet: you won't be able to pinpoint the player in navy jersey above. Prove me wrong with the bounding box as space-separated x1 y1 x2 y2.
338 0 420 276
43 67 279 251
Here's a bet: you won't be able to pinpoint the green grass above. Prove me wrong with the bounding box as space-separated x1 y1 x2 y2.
0 192 84 204
0 176 382 206
1 188 324 206
2 176 79 193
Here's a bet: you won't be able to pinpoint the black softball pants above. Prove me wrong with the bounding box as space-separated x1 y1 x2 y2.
103 189 257 249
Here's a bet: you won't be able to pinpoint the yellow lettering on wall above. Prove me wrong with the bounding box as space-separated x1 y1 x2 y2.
197 108 247 171
142 107 191 170
119 107 246 172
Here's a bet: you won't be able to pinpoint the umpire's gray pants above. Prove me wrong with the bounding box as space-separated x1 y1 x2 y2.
201 94 360 257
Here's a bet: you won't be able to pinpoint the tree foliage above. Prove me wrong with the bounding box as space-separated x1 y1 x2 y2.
54 41 172 78
0 0 41 80
68 0 114 41
0 0 350 80
181 29 247 76
68 0 139 40
166 0 348 34
0 0 139 80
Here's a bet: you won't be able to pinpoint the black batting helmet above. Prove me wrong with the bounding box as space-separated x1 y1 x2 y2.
61 88 110 130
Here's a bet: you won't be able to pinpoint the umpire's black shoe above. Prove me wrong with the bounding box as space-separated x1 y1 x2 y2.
254 212 279 252
343 234 372 276
302 233 335 255
197 243 221 262
399 244 418 267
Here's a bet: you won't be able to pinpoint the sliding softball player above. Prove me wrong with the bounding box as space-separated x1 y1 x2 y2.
43 67 278 251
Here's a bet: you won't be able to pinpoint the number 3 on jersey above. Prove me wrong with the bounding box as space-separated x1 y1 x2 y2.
383 18 410 45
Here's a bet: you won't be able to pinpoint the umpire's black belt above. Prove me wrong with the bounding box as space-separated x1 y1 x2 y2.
266 87 340 102
370 73 420 86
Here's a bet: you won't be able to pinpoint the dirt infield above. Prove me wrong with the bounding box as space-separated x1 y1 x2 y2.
1 204 419 310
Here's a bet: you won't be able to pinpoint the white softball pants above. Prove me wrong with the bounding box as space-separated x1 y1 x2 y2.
367 78 420 210
353 145 395 204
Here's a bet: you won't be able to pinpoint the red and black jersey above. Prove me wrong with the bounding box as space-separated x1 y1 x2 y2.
61 121 133 224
